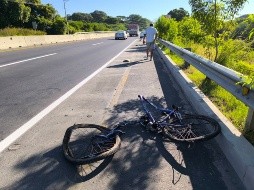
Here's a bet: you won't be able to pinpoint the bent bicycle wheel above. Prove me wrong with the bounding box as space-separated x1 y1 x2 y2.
162 115 221 142
62 124 121 165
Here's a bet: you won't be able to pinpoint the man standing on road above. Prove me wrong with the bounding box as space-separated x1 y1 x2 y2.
143 23 158 61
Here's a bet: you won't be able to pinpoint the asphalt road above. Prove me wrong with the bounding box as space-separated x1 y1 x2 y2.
0 39 246 190
0 37 136 141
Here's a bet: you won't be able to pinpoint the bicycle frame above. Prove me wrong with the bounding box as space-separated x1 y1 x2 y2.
138 95 182 127
95 126 124 140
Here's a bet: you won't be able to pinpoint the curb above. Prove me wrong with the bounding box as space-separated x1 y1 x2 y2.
156 47 254 190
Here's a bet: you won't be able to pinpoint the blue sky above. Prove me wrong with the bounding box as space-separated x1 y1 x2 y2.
41 0 253 22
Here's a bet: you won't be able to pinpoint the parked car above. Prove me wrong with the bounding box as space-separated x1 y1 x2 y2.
115 31 128 40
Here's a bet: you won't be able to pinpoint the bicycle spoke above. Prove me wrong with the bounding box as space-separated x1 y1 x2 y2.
63 124 122 165
162 115 221 142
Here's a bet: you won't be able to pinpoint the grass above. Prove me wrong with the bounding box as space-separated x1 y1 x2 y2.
165 47 254 145
0 27 46 36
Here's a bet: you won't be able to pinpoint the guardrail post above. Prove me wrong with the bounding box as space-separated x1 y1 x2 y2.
246 108 254 130
184 48 191 68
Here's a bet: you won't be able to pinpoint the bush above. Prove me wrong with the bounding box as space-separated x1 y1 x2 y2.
48 18 66 35
0 27 46 36
108 23 126 31
156 16 178 41
231 60 254 75
69 21 84 32
83 23 93 32
217 39 252 65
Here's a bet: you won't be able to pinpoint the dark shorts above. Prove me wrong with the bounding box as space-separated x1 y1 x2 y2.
146 42 155 50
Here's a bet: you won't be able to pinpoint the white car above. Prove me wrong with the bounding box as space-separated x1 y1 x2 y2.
115 31 128 40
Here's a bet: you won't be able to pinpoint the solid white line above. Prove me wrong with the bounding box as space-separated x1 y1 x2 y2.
0 39 137 153
0 53 57 68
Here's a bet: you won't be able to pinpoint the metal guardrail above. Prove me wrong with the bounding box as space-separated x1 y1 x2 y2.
158 38 254 130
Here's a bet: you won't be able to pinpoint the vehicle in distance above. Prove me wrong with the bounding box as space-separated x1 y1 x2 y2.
140 31 146 39
128 24 139 37
115 31 128 40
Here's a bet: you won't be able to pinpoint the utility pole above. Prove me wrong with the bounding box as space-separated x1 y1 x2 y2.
63 0 69 35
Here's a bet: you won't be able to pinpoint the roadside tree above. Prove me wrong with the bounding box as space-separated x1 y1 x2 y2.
167 8 190 21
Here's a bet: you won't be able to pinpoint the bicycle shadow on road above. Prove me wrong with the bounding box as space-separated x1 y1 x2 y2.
103 97 230 189
3 144 116 189
101 96 167 189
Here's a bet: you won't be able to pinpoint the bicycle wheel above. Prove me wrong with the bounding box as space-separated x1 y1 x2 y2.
162 115 221 142
62 124 121 165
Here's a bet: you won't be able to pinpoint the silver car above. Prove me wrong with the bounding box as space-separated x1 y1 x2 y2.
115 31 128 40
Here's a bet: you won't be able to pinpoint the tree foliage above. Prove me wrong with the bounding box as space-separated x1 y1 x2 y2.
68 12 93 23
188 0 249 61
232 14 254 40
155 16 178 42
68 20 84 33
0 0 57 32
167 8 190 21
189 0 248 19
49 16 66 34
155 1 253 66
178 17 204 43
105 16 121 24
0 0 151 35
127 14 151 30
0 0 8 28
90 10 107 23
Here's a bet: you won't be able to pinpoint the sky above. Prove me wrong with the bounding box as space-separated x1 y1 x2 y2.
41 0 254 22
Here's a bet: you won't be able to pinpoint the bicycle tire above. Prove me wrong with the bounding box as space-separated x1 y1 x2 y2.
62 124 121 165
162 115 221 142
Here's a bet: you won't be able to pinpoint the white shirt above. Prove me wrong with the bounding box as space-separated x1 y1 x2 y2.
145 26 157 43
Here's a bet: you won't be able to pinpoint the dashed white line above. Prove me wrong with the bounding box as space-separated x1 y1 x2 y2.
0 53 57 68
92 42 103 45
0 39 138 153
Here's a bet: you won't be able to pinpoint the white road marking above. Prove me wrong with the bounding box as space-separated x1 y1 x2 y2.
0 39 138 153
0 53 57 68
92 42 103 45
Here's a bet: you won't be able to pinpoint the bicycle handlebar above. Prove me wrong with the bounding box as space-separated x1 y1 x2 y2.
138 94 180 115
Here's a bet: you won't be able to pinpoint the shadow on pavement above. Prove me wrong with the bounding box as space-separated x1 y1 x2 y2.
4 145 114 189
4 51 243 190
107 61 141 68
100 96 228 190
